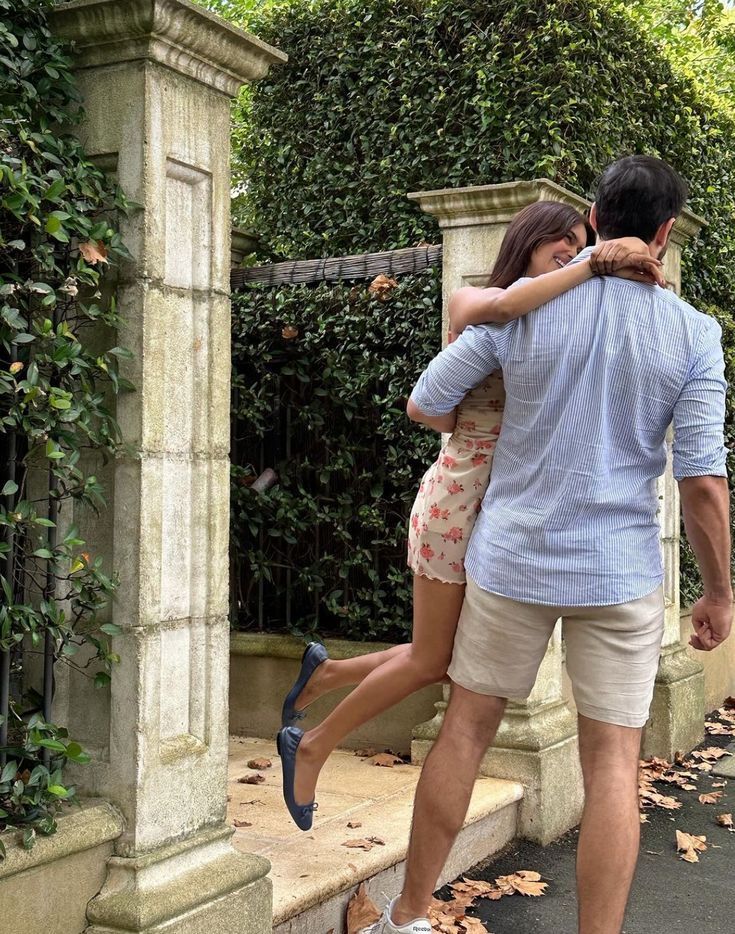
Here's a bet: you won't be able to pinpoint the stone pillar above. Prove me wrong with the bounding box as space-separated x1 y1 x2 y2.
49 2 286 931
643 210 707 759
407 179 705 841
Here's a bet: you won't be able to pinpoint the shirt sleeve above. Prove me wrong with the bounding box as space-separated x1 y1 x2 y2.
409 322 510 416
672 316 728 480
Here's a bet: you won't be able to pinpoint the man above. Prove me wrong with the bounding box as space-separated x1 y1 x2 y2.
372 156 731 934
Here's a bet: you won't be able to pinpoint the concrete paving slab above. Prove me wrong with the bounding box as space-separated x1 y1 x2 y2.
227 736 523 932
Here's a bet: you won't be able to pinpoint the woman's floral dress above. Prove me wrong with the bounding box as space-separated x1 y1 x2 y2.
407 372 505 584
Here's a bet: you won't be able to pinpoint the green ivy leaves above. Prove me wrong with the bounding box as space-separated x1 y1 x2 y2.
231 270 441 642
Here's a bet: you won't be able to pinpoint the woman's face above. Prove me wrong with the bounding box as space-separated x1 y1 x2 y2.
527 222 588 277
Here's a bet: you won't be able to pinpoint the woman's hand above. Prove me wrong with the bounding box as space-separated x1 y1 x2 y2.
590 238 666 287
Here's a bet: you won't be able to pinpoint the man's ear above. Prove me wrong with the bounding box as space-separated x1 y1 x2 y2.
654 216 677 255
589 203 599 232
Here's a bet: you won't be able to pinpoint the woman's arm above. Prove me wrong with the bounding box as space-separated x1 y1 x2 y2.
450 240 664 335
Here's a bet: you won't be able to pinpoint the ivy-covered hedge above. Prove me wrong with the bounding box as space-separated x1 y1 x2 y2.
231 270 440 641
0 0 130 851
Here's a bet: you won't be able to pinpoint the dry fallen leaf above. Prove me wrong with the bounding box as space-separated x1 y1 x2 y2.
347 820 363 829
712 782 727 788
459 917 487 933
706 722 735 736
354 748 377 758
676 829 707 863
699 791 724 805
495 871 547 897
237 773 265 785
367 752 404 768
247 757 272 770
342 839 375 851
716 813 734 830
281 325 299 340
232 819 252 828
346 883 380 934
79 240 109 265
691 747 731 762
723 696 735 709
640 813 649 824
368 274 399 302
451 879 501 900
366 835 385 846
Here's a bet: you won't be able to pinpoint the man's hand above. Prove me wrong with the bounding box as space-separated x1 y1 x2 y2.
590 237 666 287
688 595 733 651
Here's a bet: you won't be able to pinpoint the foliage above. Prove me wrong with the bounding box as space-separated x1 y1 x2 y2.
621 0 735 122
0 0 131 850
216 0 735 627
231 271 440 640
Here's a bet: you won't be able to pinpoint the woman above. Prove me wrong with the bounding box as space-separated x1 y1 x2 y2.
277 201 664 830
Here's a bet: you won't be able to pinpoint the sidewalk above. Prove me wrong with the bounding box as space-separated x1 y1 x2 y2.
438 730 735 934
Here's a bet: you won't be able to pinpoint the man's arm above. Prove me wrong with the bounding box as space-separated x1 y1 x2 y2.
679 476 732 650
407 323 508 430
673 316 732 650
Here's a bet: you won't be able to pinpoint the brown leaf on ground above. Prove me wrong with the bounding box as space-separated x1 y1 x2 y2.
347 863 358 872
247 757 272 770
699 791 724 805
722 696 735 709
346 883 380 934
712 782 727 788
691 747 731 761
232 819 252 828
281 325 299 340
347 821 362 829
354 748 377 758
237 773 265 785
676 829 707 862
366 835 385 845
428 898 464 934
495 871 548 897
451 879 502 900
342 839 375 851
459 917 488 933
638 781 682 811
79 240 109 264
716 813 733 829
640 813 649 823
705 722 735 736
682 784 698 791
367 753 404 768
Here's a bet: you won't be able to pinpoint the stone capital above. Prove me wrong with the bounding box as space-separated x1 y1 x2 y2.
407 179 591 229
51 0 287 96
670 206 707 248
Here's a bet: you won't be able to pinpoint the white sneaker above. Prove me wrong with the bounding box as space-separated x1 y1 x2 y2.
361 896 432 934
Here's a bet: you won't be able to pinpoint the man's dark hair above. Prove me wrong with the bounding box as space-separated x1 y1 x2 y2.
594 155 689 242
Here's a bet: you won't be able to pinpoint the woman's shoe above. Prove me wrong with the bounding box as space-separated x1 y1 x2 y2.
281 642 329 728
276 725 318 831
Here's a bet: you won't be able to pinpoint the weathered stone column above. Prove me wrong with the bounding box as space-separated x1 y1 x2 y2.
49 2 286 931
407 179 705 841
643 210 707 759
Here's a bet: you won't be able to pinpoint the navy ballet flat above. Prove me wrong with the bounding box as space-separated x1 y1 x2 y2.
276 726 318 832
281 641 329 728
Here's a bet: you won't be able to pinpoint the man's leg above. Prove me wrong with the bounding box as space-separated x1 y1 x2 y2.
576 714 642 934
391 684 507 924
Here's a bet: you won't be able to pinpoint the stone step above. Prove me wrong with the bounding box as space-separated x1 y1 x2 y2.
228 737 524 934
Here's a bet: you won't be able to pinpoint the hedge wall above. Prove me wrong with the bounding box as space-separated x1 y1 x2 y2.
231 270 440 641
227 0 735 631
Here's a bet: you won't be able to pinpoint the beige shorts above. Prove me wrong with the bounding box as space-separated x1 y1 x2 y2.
447 578 665 728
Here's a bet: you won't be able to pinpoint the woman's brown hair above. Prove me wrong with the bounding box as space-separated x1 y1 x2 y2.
488 201 595 289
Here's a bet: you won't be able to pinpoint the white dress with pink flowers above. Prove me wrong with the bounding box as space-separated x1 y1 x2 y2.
407 372 505 584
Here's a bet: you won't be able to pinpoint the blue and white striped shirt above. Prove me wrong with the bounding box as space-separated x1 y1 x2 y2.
410 248 728 606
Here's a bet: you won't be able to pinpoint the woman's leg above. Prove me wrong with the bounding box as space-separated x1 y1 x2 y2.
294 644 408 711
292 575 466 805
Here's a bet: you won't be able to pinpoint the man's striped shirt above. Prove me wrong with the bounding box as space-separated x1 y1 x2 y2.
410 248 727 606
